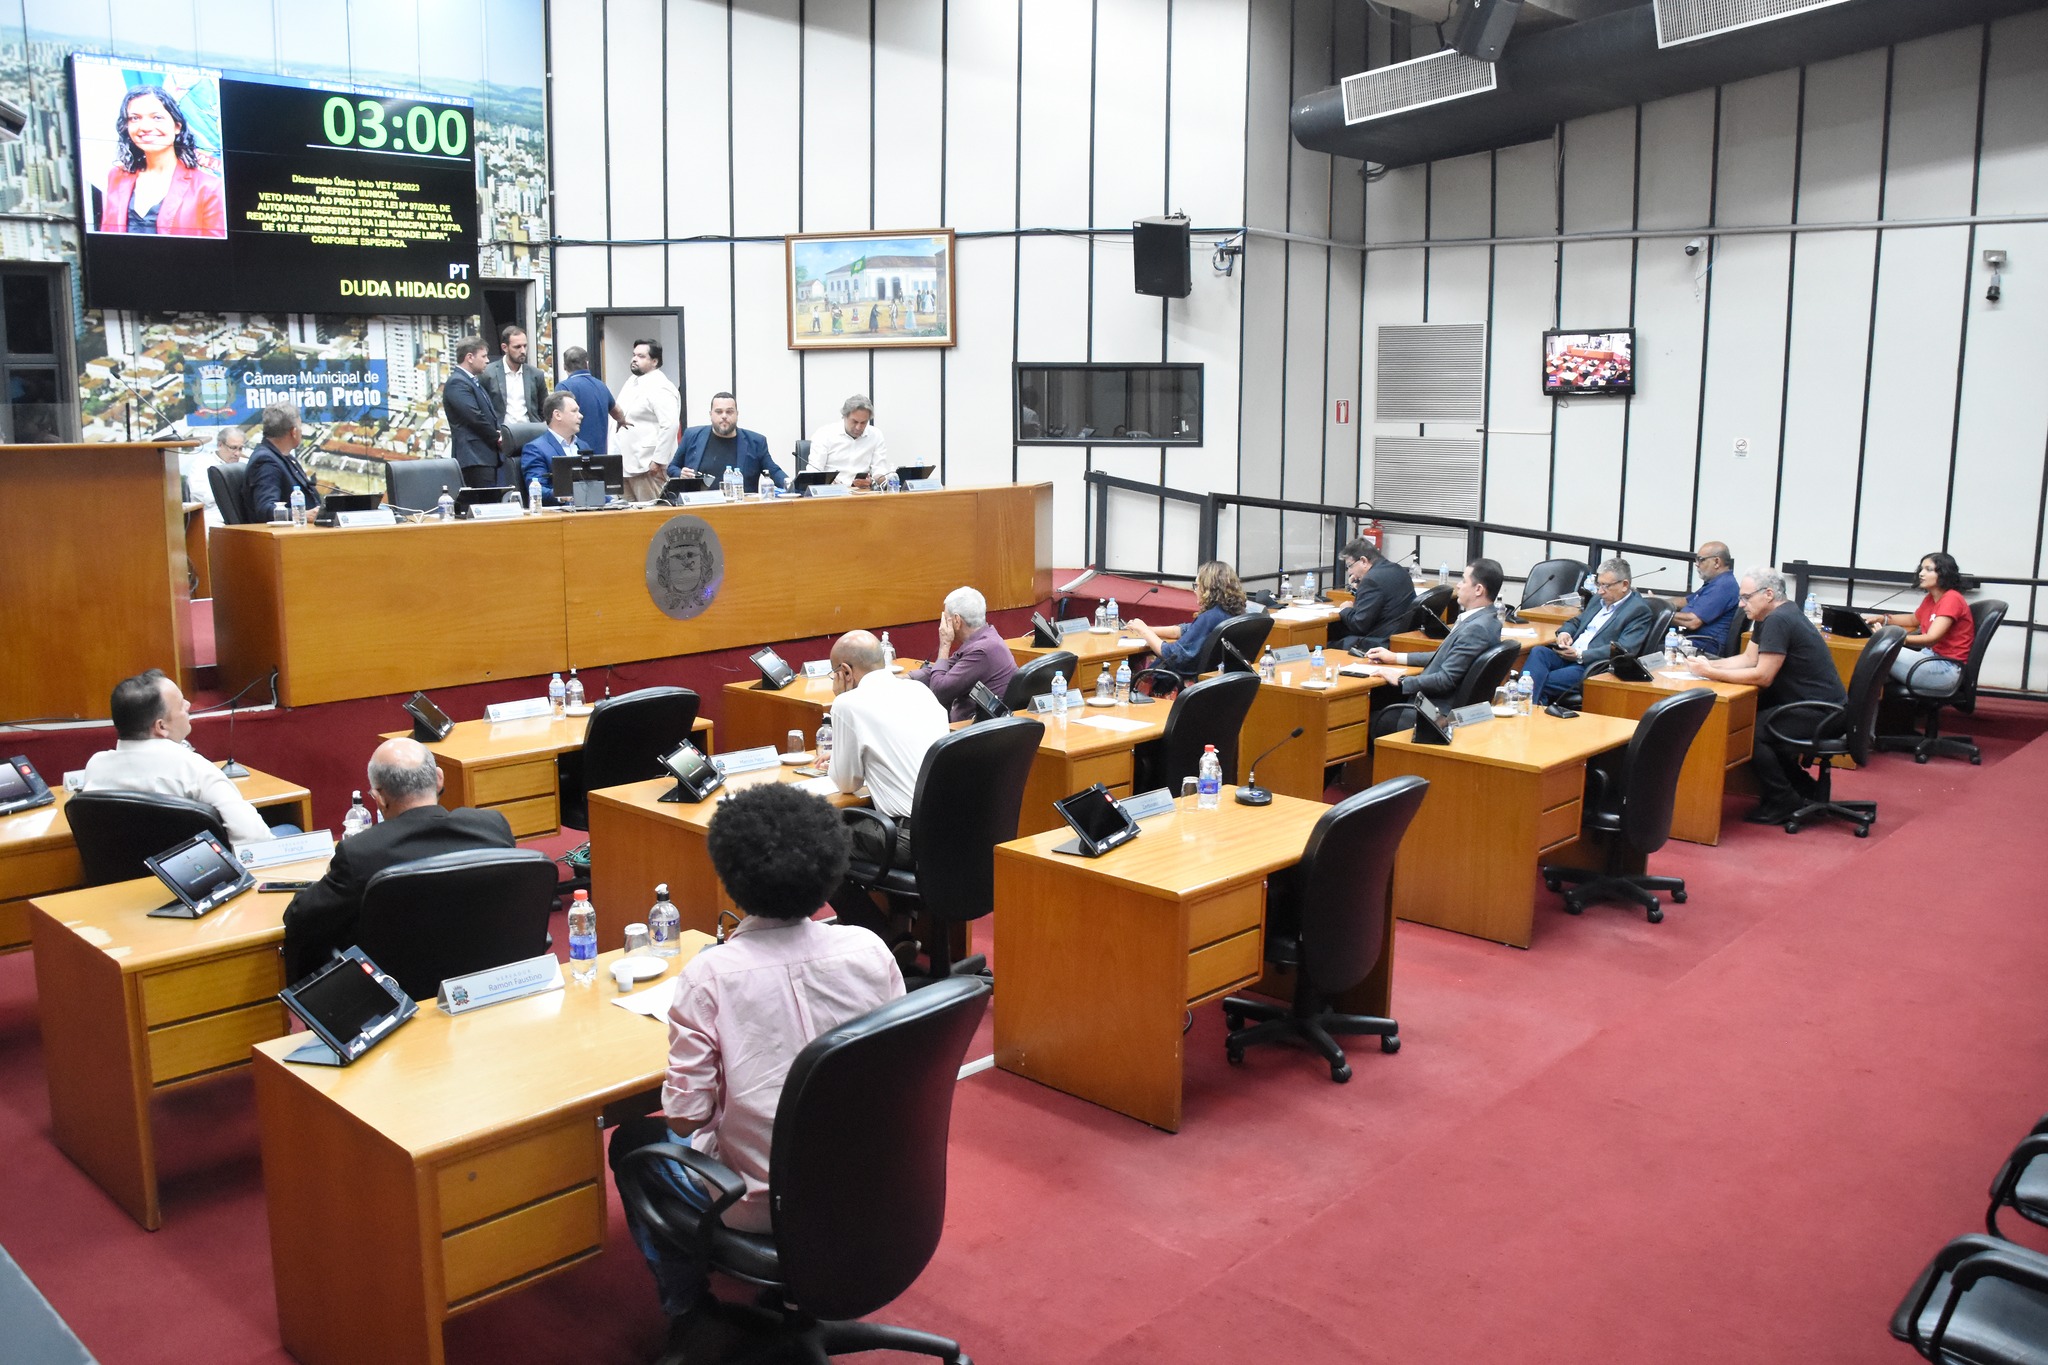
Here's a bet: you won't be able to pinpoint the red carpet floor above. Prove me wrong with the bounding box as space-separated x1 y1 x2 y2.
2 699 2045 1363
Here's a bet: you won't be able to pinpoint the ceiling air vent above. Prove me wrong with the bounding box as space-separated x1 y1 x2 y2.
1337 50 1498 126
1653 0 1857 48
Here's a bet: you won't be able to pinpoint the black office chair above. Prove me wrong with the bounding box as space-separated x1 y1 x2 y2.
1640 595 1677 653
1521 557 1590 612
65 792 232 888
1761 625 1903 837
1540 688 1714 923
1892 1233 2048 1365
1222 775 1429 1083
616 977 988 1365
841 717 1043 981
1132 671 1261 794
1877 598 2008 765
1409 585 1458 639
1369 639 1522 742
207 462 256 525
1988 1116 2048 1240
353 849 558 1000
384 456 464 513
557 686 702 832
1196 613 1274 674
1003 650 1076 711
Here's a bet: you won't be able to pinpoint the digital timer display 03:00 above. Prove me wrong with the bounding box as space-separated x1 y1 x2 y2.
319 96 470 158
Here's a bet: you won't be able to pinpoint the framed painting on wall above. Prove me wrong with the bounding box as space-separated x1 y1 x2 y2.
785 229 955 350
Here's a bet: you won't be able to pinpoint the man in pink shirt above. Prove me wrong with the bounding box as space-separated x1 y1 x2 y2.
609 783 903 1358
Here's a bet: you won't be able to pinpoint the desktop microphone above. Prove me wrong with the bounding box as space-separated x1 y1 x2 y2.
1235 727 1305 807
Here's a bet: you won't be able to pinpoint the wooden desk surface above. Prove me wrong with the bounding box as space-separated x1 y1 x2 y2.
997 787 1328 898
1389 621 1558 658
1376 708 1638 773
381 712 713 764
31 857 324 972
1581 674 1756 846
1008 629 1148 668
1519 603 1579 625
1234 649 1404 801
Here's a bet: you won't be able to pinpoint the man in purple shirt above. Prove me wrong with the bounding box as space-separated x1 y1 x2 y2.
908 586 1019 721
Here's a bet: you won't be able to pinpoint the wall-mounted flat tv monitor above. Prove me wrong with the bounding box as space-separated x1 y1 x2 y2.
1542 329 1634 396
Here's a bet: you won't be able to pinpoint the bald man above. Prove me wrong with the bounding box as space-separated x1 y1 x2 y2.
281 737 516 982
1673 540 1740 655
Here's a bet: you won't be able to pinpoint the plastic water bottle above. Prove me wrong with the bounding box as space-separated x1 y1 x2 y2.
436 485 455 520
885 470 901 494
1517 672 1535 715
1094 601 1108 631
271 500 289 524
1107 598 1120 630
342 791 373 838
1305 572 1318 599
815 715 833 765
1259 649 1276 682
720 465 740 501
1664 628 1681 659
1197 745 1223 809
528 478 544 514
1115 658 1131 701
648 883 680 958
548 672 566 717
565 668 585 709
880 631 896 669
1439 561 1450 586
288 486 306 527
1051 671 1068 718
568 891 597 984
1805 592 1823 629
1311 645 1328 682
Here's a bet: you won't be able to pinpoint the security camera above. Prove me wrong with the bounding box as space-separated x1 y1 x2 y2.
1684 238 1707 257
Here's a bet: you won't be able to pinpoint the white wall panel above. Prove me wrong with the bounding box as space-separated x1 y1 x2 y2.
1282 243 1330 508
1979 10 2048 216
605 0 668 240
1714 70 1800 228
1493 140 1554 238
1483 241 1556 554
1637 91 1714 230
1169 265 1244 552
1243 0 1292 232
1094 0 1169 228
1882 27 1982 220
1773 231 1875 568
553 244 611 320
670 242 734 409
799 0 872 234
1017 0 1091 228
872 0 945 228
801 351 871 438
1795 50 1886 224
1169 0 1250 227
1552 239 1632 538
943 236 1019 488
868 351 943 471
1324 243 1364 510
609 245 665 312
666 2 734 238
729 0 802 237
1948 223 2048 581
1092 245 1166 360
943 0 1019 234
548 5 608 242
1620 241 1708 556
731 245 801 451
1019 237 1090 360
1692 234 1790 566
1286 0 1333 242
1561 107 1635 234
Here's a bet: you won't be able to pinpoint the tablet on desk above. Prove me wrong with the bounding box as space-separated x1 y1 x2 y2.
144 831 257 919
279 947 418 1067
0 755 55 816
1051 783 1141 858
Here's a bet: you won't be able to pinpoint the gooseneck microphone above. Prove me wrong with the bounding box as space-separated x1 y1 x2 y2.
1235 726 1306 807
201 668 279 780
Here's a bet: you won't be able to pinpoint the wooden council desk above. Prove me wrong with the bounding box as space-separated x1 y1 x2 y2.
1373 711 1638 949
1581 673 1755 846
1007 628 1146 691
214 483 1052 707
182 501 212 598
0 766 312 956
29 845 326 1230
382 713 712 839
1235 649 1403 802
1389 620 1558 666
253 937 711 1365
1262 603 1341 652
993 789 1336 1132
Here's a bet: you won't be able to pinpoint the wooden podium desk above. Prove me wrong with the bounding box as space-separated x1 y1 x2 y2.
182 501 212 598
382 714 712 840
1389 620 1558 667
1007 629 1146 691
29 848 327 1229
722 669 847 754
1582 674 1755 846
1373 711 1637 949
253 936 711 1365
0 766 311 956
993 790 1333 1132
1235 650 1404 802
587 768 866 949
215 483 1052 707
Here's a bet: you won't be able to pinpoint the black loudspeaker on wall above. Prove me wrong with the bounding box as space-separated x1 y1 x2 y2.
1133 215 1192 299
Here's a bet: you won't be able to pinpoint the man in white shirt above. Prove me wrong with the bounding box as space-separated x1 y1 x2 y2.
82 669 279 845
807 393 891 487
613 338 681 504
184 424 246 527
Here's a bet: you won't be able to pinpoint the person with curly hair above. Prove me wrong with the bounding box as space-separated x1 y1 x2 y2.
98 85 226 238
1126 559 1247 678
607 783 903 1356
1865 551 1975 698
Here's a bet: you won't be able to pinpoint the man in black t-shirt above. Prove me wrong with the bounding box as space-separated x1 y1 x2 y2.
1685 569 1847 822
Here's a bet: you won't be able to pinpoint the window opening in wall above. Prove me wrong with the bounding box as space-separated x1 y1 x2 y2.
0 267 69 443
1015 363 1203 446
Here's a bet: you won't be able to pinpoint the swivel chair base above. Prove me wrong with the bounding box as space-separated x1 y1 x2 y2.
1220 996 1399 1084
1875 726 1982 766
1783 794 1876 838
689 1294 973 1365
1540 864 1686 923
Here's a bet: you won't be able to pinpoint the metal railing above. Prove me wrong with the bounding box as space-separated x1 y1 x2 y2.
1784 560 2048 699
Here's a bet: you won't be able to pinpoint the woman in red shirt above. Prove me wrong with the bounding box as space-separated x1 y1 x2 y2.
97 85 226 239
1865 551 1974 697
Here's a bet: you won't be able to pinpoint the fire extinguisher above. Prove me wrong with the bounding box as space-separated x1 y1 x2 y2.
1365 517 1385 551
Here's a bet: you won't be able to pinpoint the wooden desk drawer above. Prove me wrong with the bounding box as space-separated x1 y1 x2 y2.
0 898 29 953
1068 751 1134 792
1724 723 1754 767
471 760 558 807
1537 763 1584 812
1187 884 1263 951
443 1182 604 1308
141 949 285 1026
1536 799 1583 854
149 1000 287 1085
491 794 562 840
1187 927 1263 1004
1326 693 1375 732
437 1118 601 1233
0 844 83 902
1326 721 1372 764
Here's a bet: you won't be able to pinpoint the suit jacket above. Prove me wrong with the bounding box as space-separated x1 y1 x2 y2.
100 163 226 238
1338 557 1419 647
243 439 319 517
281 804 515 981
1558 591 1655 667
520 430 577 499
669 425 787 491
481 358 549 430
1401 603 1504 700
442 370 502 470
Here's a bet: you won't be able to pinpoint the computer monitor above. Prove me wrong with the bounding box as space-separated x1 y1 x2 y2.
551 454 626 508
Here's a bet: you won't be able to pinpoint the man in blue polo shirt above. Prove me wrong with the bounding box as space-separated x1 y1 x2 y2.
1673 541 1740 654
557 345 627 454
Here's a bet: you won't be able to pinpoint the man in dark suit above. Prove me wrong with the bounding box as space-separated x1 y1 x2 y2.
243 401 320 518
1365 557 1507 736
1331 536 1418 653
281 738 515 981
1520 557 1656 703
442 335 503 489
481 324 549 471
669 391 787 494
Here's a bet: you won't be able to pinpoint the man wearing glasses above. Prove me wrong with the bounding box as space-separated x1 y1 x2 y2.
1519 557 1655 704
1672 541 1739 655
1685 569 1845 824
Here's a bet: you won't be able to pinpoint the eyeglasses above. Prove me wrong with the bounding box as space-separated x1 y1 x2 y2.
1595 579 1623 590
1738 588 1770 602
